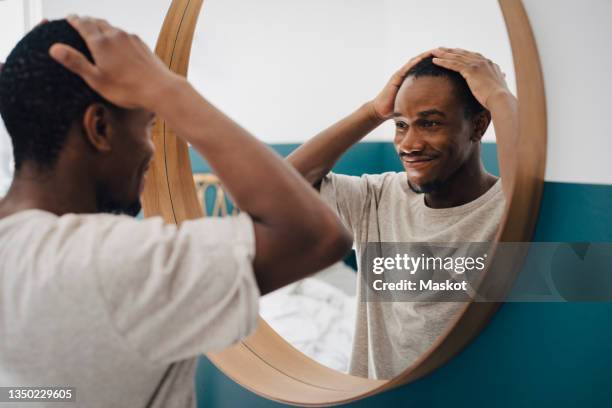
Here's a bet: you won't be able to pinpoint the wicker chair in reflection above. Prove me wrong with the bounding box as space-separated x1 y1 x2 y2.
192 173 239 217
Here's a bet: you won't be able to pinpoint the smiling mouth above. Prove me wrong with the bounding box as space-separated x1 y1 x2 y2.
401 157 438 168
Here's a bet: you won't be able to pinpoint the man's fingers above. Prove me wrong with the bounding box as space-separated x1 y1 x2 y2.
432 48 474 66
92 18 115 34
439 47 480 59
437 47 497 69
66 15 103 44
398 51 434 76
49 43 99 85
431 57 465 75
397 50 433 77
494 63 505 76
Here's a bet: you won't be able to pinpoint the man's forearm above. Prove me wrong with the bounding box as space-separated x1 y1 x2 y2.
151 77 353 293
287 102 384 185
286 53 435 185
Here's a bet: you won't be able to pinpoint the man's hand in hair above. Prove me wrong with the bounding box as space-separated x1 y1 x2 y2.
49 15 179 111
432 47 517 199
369 50 433 120
431 47 515 109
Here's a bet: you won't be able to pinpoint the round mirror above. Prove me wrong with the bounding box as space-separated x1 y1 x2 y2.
187 0 517 376
145 0 546 404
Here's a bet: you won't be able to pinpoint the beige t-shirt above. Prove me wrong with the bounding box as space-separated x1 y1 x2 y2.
321 171 505 379
0 210 259 407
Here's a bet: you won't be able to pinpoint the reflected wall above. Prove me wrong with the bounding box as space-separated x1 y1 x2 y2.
189 0 515 144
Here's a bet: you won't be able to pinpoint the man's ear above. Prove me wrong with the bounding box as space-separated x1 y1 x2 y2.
81 103 114 153
471 110 492 142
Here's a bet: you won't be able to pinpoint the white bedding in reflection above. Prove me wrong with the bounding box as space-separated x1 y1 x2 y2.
260 262 356 373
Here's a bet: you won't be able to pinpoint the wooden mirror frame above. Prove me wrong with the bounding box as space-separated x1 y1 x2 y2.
142 0 546 405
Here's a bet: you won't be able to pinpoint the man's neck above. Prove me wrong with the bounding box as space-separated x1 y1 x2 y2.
422 158 498 209
0 162 97 218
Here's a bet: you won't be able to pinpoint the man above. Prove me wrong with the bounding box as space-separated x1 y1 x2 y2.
0 18 351 407
288 50 517 379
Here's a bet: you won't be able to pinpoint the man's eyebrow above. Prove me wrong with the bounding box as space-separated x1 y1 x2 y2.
392 109 446 118
418 109 446 118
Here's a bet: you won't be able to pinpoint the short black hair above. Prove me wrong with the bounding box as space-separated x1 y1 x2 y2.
405 56 486 118
0 19 115 171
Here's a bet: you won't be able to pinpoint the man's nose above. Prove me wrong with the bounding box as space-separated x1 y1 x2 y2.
398 128 426 154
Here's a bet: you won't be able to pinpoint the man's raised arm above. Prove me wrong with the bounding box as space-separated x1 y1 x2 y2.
49 16 352 295
287 52 432 187
431 47 518 199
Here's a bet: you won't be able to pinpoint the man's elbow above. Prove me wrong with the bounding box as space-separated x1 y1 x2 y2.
312 216 353 265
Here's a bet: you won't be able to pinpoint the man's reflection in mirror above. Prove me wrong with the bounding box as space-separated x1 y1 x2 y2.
288 50 517 378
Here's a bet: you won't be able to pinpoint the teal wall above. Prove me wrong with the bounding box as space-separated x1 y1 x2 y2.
189 141 500 178
193 142 612 407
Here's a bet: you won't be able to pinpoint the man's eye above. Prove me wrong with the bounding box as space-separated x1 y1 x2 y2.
422 121 441 128
395 121 407 130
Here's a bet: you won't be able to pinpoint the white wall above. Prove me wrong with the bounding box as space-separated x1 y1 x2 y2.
40 0 169 49
189 0 515 143
0 0 26 58
523 0 612 185
0 0 28 196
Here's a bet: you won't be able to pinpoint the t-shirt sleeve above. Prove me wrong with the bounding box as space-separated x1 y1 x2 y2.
90 213 259 364
319 172 371 234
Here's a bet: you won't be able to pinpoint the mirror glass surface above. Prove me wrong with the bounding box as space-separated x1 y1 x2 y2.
189 0 516 378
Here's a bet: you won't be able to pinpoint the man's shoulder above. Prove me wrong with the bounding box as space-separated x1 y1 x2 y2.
335 171 411 205
358 171 406 190
0 209 170 239
362 171 403 182
362 171 414 200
